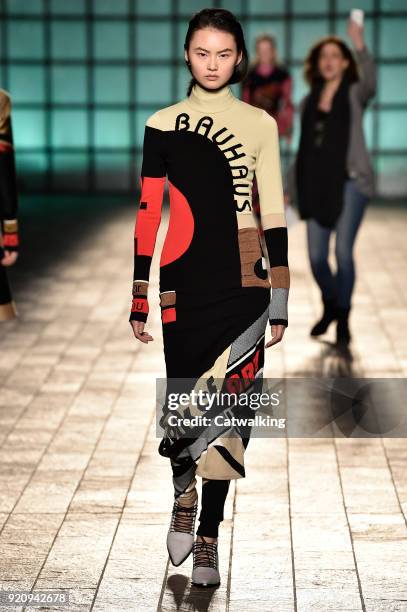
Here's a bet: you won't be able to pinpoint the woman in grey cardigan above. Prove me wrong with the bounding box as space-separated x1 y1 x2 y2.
285 19 376 346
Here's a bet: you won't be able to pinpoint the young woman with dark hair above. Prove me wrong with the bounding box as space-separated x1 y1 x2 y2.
129 8 289 587
286 20 376 346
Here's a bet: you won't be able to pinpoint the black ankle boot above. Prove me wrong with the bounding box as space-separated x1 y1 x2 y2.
336 306 351 345
310 297 338 336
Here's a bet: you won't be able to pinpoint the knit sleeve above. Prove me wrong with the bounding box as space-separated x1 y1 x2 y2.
0 90 19 253
255 110 290 328
129 113 167 323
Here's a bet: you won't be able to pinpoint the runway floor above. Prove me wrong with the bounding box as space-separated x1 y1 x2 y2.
0 196 406 611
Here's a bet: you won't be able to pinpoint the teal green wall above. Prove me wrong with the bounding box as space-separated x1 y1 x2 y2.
1 0 406 195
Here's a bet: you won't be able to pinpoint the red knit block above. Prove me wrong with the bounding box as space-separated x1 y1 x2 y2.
131 297 148 314
162 307 176 323
3 233 18 247
0 141 12 153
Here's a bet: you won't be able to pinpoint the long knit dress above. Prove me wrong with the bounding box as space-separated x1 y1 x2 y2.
129 82 290 494
0 89 19 321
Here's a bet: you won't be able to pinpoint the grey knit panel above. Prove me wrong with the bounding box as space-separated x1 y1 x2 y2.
269 288 288 321
170 455 198 498
227 306 269 366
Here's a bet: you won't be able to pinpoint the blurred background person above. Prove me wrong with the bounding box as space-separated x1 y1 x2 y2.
285 18 376 346
242 33 293 141
0 89 19 321
242 33 293 237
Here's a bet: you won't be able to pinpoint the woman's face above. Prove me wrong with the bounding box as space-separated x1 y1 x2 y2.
318 42 349 81
185 27 242 89
256 39 276 64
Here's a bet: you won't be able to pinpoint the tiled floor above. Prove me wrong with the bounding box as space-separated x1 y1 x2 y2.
0 198 406 611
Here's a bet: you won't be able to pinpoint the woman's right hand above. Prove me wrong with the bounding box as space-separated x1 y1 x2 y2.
347 16 365 51
130 319 154 343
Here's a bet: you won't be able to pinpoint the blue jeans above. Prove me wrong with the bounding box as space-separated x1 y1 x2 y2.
306 179 369 309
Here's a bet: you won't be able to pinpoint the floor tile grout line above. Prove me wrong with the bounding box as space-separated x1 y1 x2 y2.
0 271 119 451
16 310 142 611
225 479 237 612
90 394 158 611
281 308 298 612
332 431 367 612
286 437 298 612
359 226 406 376
380 437 407 530
0 276 127 538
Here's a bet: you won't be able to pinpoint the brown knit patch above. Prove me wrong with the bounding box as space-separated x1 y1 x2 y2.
132 280 149 296
270 265 290 289
3 219 18 233
238 228 270 288
160 290 176 307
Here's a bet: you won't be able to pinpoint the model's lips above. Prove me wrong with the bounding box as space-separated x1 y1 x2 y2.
206 75 219 79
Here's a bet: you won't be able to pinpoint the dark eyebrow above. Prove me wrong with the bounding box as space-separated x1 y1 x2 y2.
193 46 234 53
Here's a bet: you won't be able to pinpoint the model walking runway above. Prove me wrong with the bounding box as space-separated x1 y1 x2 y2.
129 80 289 488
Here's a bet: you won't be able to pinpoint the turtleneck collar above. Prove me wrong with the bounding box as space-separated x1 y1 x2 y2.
186 81 236 113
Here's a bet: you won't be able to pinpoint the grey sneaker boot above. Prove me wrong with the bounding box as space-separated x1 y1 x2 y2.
167 498 198 566
191 536 220 587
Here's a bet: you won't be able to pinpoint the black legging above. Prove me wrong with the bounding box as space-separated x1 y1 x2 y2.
196 478 231 538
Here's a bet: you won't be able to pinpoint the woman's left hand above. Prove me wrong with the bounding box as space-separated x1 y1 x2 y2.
347 17 365 51
265 324 286 348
